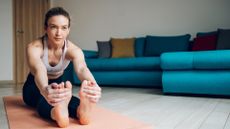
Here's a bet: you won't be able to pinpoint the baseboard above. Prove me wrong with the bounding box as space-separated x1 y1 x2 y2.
0 80 15 87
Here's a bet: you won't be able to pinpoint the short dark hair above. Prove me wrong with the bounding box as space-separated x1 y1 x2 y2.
44 7 71 29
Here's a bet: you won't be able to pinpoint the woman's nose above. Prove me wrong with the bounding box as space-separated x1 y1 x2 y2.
56 29 61 36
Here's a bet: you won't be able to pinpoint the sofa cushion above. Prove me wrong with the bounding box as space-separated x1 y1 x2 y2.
145 34 191 56
97 40 111 58
111 38 135 58
90 71 162 86
216 29 230 49
162 70 230 96
135 37 145 57
192 35 217 51
161 52 194 70
193 50 230 69
161 50 230 70
83 50 98 58
86 57 161 71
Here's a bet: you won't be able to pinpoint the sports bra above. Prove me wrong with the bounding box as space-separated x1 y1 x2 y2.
42 36 70 77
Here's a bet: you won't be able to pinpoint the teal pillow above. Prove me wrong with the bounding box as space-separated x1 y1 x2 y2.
144 34 191 56
135 37 145 57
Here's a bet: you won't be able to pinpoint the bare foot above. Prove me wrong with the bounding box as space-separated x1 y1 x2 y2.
77 80 95 125
51 82 72 128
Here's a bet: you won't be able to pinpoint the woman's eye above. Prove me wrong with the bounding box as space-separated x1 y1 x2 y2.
62 27 68 30
49 26 57 29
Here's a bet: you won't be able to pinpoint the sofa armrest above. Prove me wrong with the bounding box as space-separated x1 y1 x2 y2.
161 50 230 70
83 50 98 58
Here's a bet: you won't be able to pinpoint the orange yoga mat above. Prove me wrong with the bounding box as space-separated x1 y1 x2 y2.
3 96 152 129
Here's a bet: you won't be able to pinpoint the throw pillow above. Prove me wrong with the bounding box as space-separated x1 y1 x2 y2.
196 31 218 37
97 40 111 58
144 34 191 56
135 37 145 57
111 38 135 58
192 35 217 51
216 29 230 49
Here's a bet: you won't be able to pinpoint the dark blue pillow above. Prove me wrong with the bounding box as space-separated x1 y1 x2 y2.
144 34 191 56
196 31 218 37
216 29 230 49
97 40 111 58
135 37 145 57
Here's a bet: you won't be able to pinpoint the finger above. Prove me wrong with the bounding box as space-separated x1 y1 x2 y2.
88 81 94 86
46 85 55 94
83 86 101 92
52 93 72 102
81 80 88 90
48 92 67 99
83 87 101 95
65 81 72 89
60 82 65 89
51 88 70 94
50 83 59 89
83 89 101 96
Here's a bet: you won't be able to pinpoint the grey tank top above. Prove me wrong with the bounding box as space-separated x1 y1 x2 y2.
42 36 70 76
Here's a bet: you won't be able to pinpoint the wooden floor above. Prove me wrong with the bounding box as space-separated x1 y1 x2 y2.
1 85 230 129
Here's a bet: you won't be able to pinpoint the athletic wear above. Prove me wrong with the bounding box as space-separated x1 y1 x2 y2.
22 37 79 119
42 36 70 77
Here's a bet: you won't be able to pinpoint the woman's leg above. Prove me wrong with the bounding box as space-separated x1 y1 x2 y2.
22 73 54 120
68 96 80 118
50 81 71 128
23 73 91 126
76 80 96 125
36 97 53 119
22 73 42 107
54 80 94 125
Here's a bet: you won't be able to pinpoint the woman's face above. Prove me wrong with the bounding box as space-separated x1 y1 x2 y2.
45 15 70 45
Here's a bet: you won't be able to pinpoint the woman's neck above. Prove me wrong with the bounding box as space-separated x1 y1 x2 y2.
47 39 64 50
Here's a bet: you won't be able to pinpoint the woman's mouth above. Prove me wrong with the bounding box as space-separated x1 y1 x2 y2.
54 38 62 41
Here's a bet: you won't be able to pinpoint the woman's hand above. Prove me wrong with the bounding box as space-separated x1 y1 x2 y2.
41 82 72 106
82 80 102 103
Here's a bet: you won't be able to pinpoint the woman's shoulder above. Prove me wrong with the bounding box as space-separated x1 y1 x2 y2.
28 38 43 49
66 40 81 50
26 38 44 58
65 40 83 59
27 38 44 54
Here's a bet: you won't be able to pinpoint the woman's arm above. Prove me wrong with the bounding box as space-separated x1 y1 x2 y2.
26 40 68 106
26 41 48 92
66 41 101 102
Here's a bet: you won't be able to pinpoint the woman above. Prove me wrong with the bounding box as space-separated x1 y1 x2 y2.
23 7 101 128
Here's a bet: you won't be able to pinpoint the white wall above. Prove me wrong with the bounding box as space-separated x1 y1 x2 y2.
49 0 230 50
0 0 228 81
0 0 13 81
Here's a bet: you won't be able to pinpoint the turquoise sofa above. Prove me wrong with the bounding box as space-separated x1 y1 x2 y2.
64 34 191 88
161 50 230 96
66 50 162 87
63 32 230 96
